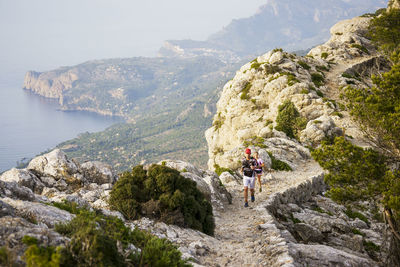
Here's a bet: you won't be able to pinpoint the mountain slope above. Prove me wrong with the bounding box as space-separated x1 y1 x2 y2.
160 0 386 59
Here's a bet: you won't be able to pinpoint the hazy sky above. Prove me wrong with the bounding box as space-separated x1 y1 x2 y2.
0 0 266 75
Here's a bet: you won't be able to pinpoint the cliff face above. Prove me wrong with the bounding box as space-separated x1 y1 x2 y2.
23 70 78 99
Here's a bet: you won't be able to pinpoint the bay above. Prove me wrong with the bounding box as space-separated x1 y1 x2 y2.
0 71 123 173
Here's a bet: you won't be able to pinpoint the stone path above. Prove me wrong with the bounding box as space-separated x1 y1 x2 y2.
198 161 323 266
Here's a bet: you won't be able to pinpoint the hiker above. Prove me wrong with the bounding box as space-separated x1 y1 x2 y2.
254 151 265 192
241 148 256 207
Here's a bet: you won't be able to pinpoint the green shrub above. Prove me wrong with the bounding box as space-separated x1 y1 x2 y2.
331 111 343 118
267 152 292 171
240 82 252 100
300 88 309 94
264 119 273 127
213 113 224 130
363 240 381 253
264 64 281 75
250 61 262 70
311 137 389 203
316 90 324 97
321 52 329 59
53 205 190 267
368 8 400 56
351 228 364 235
344 208 369 225
275 100 307 139
316 65 329 72
297 61 311 70
311 73 325 87
214 164 234 176
350 44 370 54
283 72 300 86
0 246 16 267
109 165 214 235
272 48 283 53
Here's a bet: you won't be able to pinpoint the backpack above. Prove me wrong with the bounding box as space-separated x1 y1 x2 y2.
242 157 255 177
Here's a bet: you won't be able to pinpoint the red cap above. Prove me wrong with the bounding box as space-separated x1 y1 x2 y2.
245 148 251 154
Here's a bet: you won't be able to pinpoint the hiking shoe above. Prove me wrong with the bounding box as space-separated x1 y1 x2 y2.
244 202 249 207
259 187 262 193
251 195 255 202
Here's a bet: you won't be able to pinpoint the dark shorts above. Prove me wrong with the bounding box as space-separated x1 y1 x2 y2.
255 169 262 174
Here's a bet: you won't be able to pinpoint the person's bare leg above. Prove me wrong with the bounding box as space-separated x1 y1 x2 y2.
244 187 248 203
257 175 262 189
250 188 255 198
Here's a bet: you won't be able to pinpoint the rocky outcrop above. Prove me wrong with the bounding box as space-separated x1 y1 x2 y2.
264 176 389 266
205 47 338 169
23 70 78 99
308 16 375 61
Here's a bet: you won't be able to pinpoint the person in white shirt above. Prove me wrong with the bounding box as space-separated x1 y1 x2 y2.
254 151 265 192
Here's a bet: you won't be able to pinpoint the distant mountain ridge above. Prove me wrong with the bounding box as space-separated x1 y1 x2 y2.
160 0 387 59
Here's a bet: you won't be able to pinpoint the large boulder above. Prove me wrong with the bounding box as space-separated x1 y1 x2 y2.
300 115 343 144
27 149 79 181
80 161 116 185
0 168 44 194
0 180 35 201
1 197 74 227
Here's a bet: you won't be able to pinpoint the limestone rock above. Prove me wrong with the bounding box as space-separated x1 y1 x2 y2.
80 161 116 185
1 197 74 227
293 223 323 243
27 149 79 181
300 115 343 144
308 16 374 61
159 159 204 177
0 180 35 201
289 243 375 267
0 168 44 194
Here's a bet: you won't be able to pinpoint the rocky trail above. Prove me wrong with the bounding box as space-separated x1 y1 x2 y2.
197 161 324 266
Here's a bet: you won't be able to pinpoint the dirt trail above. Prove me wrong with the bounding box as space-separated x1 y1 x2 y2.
198 161 322 266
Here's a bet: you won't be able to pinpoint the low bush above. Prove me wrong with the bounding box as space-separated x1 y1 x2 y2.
321 52 329 59
297 61 311 70
275 100 307 139
282 72 300 86
213 113 224 130
50 202 190 266
267 152 292 171
311 73 325 87
240 82 252 100
311 137 388 203
264 64 281 75
214 164 234 176
109 165 214 235
350 44 369 54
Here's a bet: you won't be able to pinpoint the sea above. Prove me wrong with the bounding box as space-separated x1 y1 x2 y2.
0 71 122 173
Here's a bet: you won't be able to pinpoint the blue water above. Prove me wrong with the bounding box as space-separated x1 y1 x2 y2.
0 71 123 173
